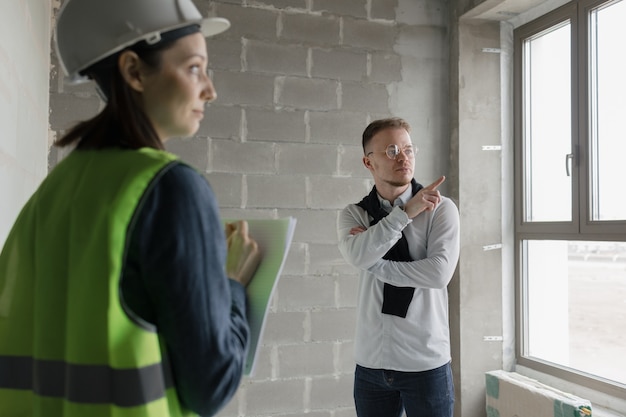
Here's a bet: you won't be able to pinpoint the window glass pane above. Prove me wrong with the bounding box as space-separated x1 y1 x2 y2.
522 23 572 222
589 0 626 221
524 240 626 385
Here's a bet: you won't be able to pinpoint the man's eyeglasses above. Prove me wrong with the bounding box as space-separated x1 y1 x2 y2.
366 144 417 160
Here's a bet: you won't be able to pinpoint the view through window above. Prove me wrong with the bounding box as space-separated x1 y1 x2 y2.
525 240 626 384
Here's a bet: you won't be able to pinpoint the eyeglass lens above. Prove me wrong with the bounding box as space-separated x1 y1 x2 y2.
385 144 414 159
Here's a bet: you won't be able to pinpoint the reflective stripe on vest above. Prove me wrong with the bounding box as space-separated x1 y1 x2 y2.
0 355 173 406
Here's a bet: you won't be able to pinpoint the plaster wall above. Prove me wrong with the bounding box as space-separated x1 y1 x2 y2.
0 0 51 244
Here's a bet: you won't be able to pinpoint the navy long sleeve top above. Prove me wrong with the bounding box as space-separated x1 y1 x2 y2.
119 162 249 416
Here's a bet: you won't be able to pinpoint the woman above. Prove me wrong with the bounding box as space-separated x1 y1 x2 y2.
0 0 261 416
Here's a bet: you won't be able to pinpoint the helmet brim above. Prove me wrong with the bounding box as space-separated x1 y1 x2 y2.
201 17 231 37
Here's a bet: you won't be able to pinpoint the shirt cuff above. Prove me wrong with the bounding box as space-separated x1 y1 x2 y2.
391 205 412 224
228 279 247 308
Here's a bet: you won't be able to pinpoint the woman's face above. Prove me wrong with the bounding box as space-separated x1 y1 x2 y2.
140 33 216 142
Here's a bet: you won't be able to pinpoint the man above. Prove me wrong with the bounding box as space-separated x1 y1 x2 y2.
338 117 460 417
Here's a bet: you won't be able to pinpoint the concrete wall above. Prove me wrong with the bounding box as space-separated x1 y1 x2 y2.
455 18 505 417
44 1 451 416
0 0 50 244
449 1 534 415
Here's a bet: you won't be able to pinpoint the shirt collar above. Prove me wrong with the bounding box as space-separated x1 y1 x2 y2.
377 184 413 212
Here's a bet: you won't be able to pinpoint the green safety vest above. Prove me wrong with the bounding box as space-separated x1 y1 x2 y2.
0 147 195 417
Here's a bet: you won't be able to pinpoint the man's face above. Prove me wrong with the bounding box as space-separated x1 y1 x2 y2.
363 127 415 188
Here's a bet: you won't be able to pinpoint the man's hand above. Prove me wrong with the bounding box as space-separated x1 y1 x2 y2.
225 220 262 287
404 176 445 219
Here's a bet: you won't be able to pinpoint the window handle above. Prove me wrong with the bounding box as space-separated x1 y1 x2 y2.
565 152 574 177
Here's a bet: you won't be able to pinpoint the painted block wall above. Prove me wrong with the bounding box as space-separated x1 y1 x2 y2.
0 0 50 244
45 0 450 416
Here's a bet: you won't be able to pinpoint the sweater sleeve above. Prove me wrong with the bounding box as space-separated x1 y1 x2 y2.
338 197 460 289
120 162 249 416
337 204 411 269
366 198 460 289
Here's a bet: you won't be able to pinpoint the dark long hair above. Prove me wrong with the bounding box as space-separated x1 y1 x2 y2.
55 25 200 150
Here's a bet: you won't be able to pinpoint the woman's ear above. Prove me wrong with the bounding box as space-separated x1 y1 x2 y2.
118 50 144 93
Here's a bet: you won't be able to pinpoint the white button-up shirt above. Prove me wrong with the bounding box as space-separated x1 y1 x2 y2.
338 186 460 371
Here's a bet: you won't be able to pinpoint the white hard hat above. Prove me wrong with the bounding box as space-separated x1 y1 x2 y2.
55 0 230 83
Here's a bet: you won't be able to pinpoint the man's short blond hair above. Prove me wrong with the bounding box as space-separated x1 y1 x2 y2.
362 117 411 153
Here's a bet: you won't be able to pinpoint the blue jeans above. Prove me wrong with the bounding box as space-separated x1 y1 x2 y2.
353 362 454 417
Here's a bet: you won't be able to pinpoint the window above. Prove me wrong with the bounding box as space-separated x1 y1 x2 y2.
514 0 626 396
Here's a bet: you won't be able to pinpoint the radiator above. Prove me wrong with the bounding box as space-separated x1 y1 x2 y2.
486 370 593 417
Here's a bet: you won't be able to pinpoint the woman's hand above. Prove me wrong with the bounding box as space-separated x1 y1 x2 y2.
225 220 262 287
